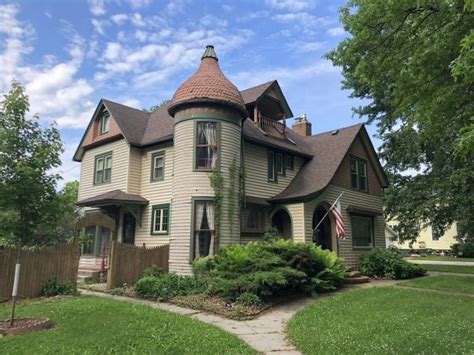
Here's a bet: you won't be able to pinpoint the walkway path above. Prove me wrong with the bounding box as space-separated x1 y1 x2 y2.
81 279 400 354
407 259 474 266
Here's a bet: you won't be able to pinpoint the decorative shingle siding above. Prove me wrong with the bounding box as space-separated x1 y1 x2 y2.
82 113 122 147
304 184 385 269
78 139 130 200
243 141 304 199
134 144 173 248
331 135 382 196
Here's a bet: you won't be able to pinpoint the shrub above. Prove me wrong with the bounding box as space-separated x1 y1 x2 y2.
41 279 78 297
134 273 207 301
109 288 125 296
194 239 346 301
236 292 262 307
360 248 426 279
142 265 164 278
451 242 474 258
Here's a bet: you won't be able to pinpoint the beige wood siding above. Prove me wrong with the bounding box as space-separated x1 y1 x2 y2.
244 142 304 199
134 144 173 248
331 135 382 196
304 184 385 269
127 146 142 195
78 139 130 200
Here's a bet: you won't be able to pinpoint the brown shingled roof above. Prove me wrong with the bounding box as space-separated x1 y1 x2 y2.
240 80 274 104
76 189 148 207
270 124 364 202
168 45 246 117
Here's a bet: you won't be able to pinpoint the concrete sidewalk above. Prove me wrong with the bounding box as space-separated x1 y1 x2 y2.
81 279 399 354
407 259 474 266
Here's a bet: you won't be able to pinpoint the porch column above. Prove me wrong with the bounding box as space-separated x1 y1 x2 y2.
94 225 100 257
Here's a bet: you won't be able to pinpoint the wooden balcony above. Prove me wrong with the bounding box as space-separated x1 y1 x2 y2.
257 115 286 139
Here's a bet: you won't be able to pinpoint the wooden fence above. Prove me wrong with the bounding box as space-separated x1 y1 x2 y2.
0 243 80 300
107 242 169 289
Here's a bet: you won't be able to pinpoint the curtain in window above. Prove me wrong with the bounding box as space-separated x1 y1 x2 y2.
206 203 215 256
202 123 218 169
194 202 205 258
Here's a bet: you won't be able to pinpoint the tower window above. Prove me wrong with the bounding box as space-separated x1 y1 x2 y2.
195 122 218 170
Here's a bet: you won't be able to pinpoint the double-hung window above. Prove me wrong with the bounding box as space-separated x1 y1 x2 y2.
151 205 169 235
351 215 374 248
94 152 112 184
350 157 368 192
151 151 165 181
431 226 441 241
276 153 284 175
100 113 110 134
193 200 215 259
284 154 294 170
196 122 218 170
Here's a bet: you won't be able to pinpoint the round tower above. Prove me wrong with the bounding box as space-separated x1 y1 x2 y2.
168 45 246 274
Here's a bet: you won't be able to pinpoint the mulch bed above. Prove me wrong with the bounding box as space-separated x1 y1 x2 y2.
0 318 54 337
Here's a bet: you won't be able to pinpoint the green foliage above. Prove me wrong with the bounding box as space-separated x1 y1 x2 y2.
236 292 262 307
451 241 474 258
0 82 64 247
144 100 171 112
360 248 426 279
134 273 207 301
40 279 78 297
263 227 281 241
209 170 223 239
194 239 346 301
327 0 474 242
142 265 164 278
108 288 126 296
228 158 238 236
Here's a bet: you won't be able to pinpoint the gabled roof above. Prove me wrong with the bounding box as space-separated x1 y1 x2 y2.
270 124 388 203
240 80 293 118
74 82 312 161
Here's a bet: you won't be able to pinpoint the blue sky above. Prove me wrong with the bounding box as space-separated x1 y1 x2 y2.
0 0 371 185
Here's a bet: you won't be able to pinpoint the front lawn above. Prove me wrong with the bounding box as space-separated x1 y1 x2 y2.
400 275 474 295
288 287 474 354
408 256 474 262
0 296 255 354
422 264 474 274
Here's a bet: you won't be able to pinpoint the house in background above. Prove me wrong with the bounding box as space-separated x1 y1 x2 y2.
73 45 389 273
387 222 458 252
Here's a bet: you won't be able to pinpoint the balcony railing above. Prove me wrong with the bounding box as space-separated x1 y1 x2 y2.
258 115 286 139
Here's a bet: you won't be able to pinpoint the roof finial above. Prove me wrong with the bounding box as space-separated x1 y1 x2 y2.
202 45 218 61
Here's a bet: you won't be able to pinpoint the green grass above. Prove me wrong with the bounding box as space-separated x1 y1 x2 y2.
400 275 474 294
422 264 474 274
288 287 474 354
408 256 474 262
0 296 255 354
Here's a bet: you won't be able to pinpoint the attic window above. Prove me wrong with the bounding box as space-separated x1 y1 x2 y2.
100 112 110 134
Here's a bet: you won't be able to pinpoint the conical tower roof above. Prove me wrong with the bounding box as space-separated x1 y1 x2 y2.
168 45 246 117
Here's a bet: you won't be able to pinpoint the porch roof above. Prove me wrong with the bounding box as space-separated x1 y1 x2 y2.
77 189 148 207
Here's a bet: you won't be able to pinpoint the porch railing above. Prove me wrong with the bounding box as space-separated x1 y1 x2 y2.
258 115 286 139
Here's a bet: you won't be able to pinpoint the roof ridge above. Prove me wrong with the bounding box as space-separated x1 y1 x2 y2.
306 122 363 139
102 98 149 114
240 80 275 93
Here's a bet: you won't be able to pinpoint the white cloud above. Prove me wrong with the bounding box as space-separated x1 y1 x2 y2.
91 18 109 35
265 0 313 12
289 40 326 53
327 26 345 36
88 0 106 16
126 0 151 10
44 11 52 18
110 13 128 25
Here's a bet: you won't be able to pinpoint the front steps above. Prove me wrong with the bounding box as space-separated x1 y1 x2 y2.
343 270 370 285
77 266 107 283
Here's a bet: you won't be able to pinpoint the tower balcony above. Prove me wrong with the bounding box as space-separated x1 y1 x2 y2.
257 115 287 139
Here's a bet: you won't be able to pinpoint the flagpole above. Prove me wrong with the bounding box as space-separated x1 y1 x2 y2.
313 192 344 233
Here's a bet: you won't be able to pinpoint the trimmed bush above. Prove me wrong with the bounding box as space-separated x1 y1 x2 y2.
193 239 346 301
360 248 426 279
41 279 78 297
135 273 207 301
452 242 474 258
236 292 262 307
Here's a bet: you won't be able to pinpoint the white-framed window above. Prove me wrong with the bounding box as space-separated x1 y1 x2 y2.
350 156 368 192
151 151 165 181
151 205 170 235
100 113 110 134
94 152 112 184
351 215 374 248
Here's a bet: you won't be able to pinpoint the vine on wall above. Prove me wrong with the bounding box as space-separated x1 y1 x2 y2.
228 158 238 236
209 170 223 240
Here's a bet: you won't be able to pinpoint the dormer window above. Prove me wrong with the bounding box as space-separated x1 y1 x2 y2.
100 112 110 134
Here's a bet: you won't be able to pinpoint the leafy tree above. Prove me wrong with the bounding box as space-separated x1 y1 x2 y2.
144 99 171 112
0 81 63 324
327 0 474 242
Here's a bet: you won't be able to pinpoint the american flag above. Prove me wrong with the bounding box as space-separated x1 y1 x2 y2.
331 199 345 240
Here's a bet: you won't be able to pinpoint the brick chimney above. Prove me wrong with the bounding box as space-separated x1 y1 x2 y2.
292 114 312 137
